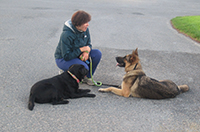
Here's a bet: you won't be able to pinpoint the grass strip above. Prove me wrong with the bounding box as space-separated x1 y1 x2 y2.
171 16 200 43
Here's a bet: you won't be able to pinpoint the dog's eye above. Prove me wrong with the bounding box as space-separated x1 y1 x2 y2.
123 56 128 61
124 55 131 61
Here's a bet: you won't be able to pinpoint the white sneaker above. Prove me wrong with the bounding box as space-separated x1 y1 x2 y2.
82 77 98 86
58 70 64 75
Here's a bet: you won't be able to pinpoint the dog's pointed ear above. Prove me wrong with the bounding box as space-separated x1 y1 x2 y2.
132 48 138 56
135 48 138 56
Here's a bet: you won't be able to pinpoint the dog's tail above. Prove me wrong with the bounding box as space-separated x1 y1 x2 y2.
28 93 35 111
178 85 189 93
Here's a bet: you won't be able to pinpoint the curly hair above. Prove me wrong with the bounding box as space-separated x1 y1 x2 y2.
71 10 91 27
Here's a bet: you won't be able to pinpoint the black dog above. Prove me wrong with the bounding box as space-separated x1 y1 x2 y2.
28 64 95 111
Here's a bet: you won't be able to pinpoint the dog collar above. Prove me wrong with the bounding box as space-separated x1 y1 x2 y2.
67 71 80 83
133 63 138 70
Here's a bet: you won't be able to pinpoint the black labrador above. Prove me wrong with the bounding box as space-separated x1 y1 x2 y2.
28 64 95 111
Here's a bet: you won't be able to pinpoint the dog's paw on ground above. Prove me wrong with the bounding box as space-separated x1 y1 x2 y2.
98 88 106 92
87 94 96 97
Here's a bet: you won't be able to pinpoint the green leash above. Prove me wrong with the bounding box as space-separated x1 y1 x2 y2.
89 57 102 86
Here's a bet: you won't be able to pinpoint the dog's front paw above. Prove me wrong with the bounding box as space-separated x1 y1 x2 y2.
87 94 96 97
84 89 91 92
78 89 91 93
98 88 106 92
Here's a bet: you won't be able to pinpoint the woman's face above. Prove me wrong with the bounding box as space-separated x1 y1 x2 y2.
76 22 89 32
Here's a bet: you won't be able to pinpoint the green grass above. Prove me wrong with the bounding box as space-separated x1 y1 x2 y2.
171 16 200 42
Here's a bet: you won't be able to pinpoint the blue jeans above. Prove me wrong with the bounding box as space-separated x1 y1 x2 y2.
55 49 102 78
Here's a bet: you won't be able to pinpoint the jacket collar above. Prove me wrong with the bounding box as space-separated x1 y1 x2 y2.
65 20 83 33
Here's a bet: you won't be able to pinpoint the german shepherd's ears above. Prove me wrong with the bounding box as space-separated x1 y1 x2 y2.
129 48 138 63
132 48 138 56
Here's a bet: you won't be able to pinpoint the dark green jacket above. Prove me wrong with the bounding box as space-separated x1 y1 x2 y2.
54 20 92 61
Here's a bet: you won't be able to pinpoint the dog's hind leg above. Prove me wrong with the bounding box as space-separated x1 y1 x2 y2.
28 93 35 111
178 85 189 93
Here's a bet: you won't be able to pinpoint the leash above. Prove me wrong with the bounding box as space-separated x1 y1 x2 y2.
88 57 102 86
88 57 120 87
87 58 138 87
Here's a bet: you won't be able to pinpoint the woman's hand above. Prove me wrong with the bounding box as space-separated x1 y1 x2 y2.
79 51 89 61
79 46 90 61
79 46 91 53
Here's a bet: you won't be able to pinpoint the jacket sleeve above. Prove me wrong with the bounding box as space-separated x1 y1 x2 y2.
60 32 82 61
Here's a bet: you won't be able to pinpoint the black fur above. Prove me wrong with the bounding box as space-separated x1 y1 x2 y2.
28 64 95 111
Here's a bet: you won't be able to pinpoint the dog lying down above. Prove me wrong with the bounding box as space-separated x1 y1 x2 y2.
28 64 95 111
99 48 189 99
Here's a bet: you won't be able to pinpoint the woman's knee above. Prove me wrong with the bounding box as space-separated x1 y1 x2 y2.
91 49 102 59
56 58 89 71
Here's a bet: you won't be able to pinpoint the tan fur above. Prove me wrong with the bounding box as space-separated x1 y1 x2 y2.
98 48 143 97
130 78 141 98
99 48 189 99
178 85 189 93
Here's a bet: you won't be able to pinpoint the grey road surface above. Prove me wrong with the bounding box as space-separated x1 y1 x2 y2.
1 0 200 131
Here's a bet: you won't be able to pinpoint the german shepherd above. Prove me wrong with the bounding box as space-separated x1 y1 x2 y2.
99 48 189 99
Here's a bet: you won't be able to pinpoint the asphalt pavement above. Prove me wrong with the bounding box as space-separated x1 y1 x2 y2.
0 0 200 131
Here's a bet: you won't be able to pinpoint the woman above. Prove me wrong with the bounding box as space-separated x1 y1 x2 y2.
54 10 102 85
